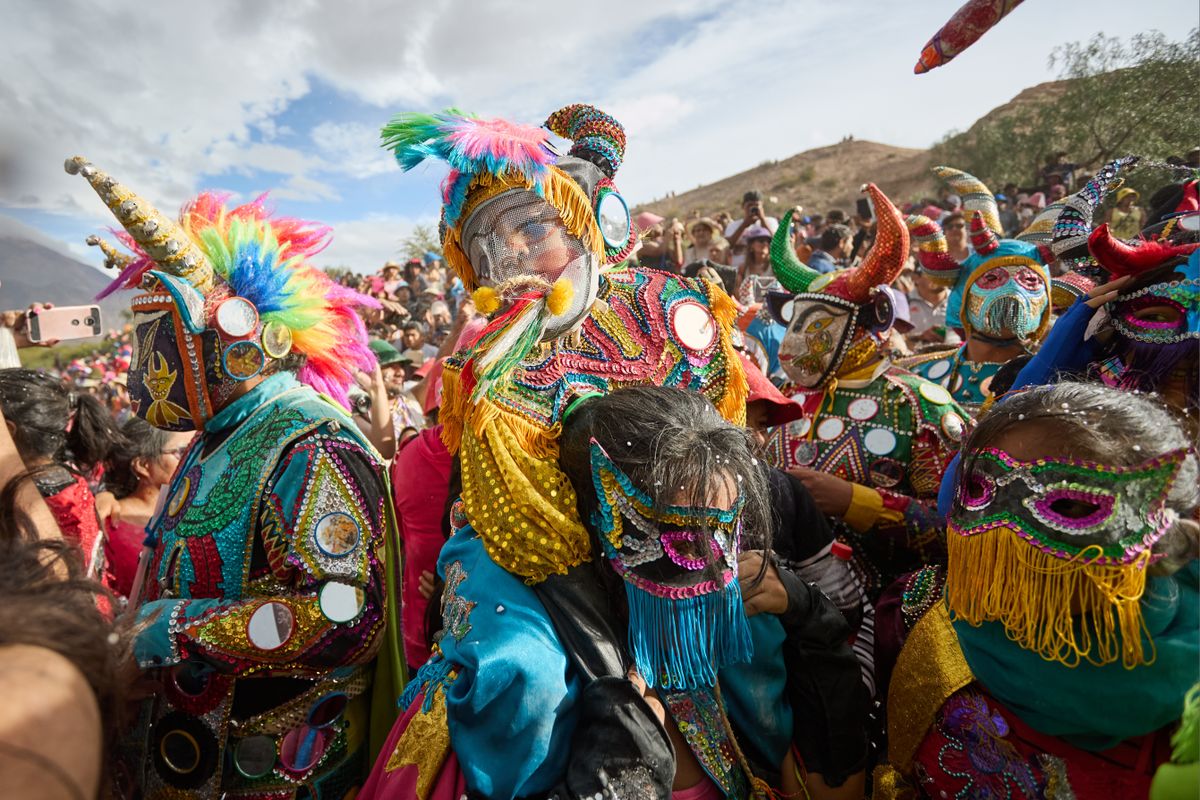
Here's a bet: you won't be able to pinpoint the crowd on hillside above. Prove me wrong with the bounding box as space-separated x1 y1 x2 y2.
0 119 1198 800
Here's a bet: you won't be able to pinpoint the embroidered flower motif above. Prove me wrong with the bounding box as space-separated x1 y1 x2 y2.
936 692 1043 798
441 561 476 643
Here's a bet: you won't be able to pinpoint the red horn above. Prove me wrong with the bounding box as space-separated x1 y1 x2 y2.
1088 223 1200 278
969 210 1000 254
835 183 910 303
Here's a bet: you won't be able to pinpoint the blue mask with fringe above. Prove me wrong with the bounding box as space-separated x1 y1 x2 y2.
589 441 753 689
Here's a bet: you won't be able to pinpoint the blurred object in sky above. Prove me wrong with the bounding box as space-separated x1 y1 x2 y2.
915 0 1026 74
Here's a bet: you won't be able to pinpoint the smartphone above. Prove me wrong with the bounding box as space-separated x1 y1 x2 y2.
856 197 874 221
26 305 103 343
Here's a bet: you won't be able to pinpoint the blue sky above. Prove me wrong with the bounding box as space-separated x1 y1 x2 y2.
0 0 1193 273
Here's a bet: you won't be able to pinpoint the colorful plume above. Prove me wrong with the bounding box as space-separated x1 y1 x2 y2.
381 110 558 227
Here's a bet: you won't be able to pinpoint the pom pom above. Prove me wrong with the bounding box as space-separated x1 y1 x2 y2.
546 277 574 317
473 286 501 315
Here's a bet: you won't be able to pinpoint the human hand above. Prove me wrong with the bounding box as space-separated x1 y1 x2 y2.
1085 274 1132 309
787 467 854 517
627 667 666 725
418 570 436 600
737 551 789 616
1 303 58 348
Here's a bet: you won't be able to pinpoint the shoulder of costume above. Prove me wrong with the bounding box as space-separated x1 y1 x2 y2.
882 367 970 440
267 383 385 465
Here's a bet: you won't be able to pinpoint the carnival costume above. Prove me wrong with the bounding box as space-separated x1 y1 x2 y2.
898 167 1066 410
68 158 395 800
763 186 966 600
360 106 748 799
875 428 1199 798
1005 163 1200 414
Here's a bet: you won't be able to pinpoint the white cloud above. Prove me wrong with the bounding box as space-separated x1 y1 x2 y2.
0 0 1193 250
311 121 399 179
318 212 437 273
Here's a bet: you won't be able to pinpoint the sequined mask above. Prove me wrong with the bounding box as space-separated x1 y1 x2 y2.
1110 255 1200 346
953 447 1188 564
129 294 220 431
776 295 862 389
963 261 1049 341
588 441 752 688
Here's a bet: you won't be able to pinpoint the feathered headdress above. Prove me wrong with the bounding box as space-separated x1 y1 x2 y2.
67 157 378 410
381 108 620 292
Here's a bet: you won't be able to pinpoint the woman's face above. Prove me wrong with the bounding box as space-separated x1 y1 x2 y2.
747 237 770 264
148 431 194 487
692 225 713 247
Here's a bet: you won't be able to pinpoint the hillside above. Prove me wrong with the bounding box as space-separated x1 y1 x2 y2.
636 80 1069 220
0 215 129 334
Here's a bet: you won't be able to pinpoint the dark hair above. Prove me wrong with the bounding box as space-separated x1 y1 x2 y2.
0 478 130 781
943 211 965 227
960 381 1199 573
742 190 763 204
401 320 425 334
560 386 772 567
0 369 125 472
105 418 169 500
825 209 847 225
820 224 852 251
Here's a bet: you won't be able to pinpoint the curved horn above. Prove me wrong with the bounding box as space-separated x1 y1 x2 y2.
545 104 626 178
906 213 961 287
85 234 133 271
1051 155 1139 266
1088 223 1200 278
770 208 820 293
933 165 1002 235
836 184 909 303
969 210 1000 254
1013 200 1064 246
64 156 214 293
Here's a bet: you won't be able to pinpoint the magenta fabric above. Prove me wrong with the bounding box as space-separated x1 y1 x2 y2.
104 517 146 598
393 426 454 668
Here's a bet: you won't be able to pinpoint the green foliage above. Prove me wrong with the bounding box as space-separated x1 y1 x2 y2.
932 29 1200 190
19 337 119 370
400 224 442 261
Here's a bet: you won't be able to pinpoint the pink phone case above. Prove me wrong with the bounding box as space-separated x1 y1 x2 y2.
27 305 103 342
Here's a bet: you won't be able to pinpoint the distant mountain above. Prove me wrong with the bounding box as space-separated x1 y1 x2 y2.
0 215 131 335
635 80 1069 220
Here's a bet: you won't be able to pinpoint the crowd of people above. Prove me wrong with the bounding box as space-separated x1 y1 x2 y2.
0 101 1197 800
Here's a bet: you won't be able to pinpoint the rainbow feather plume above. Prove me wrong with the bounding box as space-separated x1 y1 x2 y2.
99 191 378 411
380 109 558 226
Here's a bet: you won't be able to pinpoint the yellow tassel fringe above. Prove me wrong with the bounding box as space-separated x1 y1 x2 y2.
945 524 1155 669
708 283 748 426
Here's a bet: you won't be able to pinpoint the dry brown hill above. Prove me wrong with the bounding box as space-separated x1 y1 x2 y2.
636 80 1068 221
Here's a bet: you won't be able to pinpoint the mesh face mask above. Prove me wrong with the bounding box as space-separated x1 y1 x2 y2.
462 189 599 338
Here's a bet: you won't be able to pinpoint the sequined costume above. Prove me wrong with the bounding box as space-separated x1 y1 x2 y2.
762 185 968 599
361 106 752 799
68 158 395 799
874 387 1199 798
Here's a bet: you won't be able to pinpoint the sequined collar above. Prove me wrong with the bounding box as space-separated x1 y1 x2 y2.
204 372 300 434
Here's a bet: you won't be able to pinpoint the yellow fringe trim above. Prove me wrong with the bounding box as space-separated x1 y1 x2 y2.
945 524 1155 669
708 283 748 426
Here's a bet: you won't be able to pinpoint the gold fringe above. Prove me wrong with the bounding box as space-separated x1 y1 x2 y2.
708 283 748 426
945 524 1155 669
438 365 467 454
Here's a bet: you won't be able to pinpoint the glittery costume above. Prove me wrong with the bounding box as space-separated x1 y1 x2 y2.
874 427 1199 798
1005 161 1200 413
898 166 1071 411
378 104 744 584
68 158 395 800
763 185 967 601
